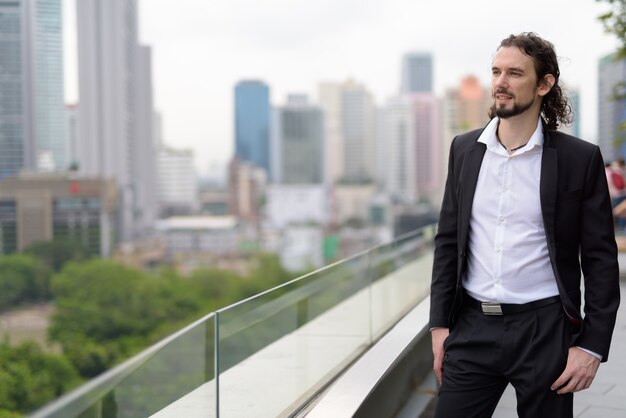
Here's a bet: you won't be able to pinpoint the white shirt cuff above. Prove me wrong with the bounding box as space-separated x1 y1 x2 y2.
575 346 603 361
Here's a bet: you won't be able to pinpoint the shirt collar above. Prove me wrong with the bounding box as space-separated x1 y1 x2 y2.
478 117 544 155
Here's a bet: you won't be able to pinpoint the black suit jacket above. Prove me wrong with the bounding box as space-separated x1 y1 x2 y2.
430 122 621 360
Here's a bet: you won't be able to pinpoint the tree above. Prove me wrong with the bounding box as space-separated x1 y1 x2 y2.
598 0 626 58
24 238 92 273
0 341 80 414
49 260 207 377
0 255 51 310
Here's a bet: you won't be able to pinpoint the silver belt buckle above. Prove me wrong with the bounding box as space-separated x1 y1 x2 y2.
481 302 503 315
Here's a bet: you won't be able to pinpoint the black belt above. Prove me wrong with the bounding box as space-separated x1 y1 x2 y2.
463 291 561 316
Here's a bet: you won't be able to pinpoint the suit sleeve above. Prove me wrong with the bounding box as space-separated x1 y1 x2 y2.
576 145 621 361
430 137 460 329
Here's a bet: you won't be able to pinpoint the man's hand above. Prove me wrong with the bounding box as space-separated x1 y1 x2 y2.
431 327 450 385
551 347 601 394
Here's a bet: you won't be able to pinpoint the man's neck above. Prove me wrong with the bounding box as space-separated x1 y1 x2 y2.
496 111 540 150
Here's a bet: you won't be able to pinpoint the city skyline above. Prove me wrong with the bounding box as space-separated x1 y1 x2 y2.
62 0 620 174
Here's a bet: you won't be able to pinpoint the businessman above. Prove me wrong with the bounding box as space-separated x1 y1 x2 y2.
430 32 620 417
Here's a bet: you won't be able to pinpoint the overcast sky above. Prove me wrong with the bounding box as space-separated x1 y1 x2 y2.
63 0 620 175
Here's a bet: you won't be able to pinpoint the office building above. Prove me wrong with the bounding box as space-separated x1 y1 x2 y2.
598 53 626 162
443 75 491 138
266 185 329 228
235 80 271 175
441 75 491 199
65 104 79 169
379 93 441 203
272 95 324 184
560 86 581 138
228 157 266 223
401 52 433 94
134 45 158 235
0 0 67 176
319 80 376 185
379 96 417 202
77 0 156 241
0 173 117 257
157 146 198 218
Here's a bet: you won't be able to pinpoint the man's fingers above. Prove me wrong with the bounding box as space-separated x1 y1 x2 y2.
551 368 571 391
553 347 601 394
434 365 443 385
431 328 450 386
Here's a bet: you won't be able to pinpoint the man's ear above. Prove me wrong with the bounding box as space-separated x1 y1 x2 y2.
538 74 556 97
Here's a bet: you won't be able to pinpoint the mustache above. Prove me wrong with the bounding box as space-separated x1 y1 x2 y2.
493 88 514 98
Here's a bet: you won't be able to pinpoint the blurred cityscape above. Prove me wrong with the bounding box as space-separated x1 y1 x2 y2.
5 0 620 277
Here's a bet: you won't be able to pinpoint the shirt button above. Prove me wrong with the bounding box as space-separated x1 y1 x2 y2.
498 217 504 224
496 248 501 253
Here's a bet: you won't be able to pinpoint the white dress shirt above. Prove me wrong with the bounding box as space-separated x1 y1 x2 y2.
464 117 560 303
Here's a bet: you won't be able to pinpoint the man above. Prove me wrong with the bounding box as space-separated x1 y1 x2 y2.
430 32 620 417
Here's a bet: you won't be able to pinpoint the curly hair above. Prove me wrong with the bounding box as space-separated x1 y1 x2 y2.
488 32 573 131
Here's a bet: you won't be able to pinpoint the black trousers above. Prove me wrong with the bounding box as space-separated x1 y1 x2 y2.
435 298 573 418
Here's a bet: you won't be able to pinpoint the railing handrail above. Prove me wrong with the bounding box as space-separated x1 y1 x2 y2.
216 225 432 314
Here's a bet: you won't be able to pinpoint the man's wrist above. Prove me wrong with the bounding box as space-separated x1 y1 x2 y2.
575 346 602 361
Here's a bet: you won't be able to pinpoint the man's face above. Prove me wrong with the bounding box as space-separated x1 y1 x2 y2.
491 46 541 119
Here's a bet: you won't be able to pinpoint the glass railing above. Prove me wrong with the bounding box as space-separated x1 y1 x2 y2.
29 224 436 418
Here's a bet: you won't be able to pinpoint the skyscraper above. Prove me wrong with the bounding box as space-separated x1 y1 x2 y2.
401 52 433 94
379 93 440 204
412 94 440 198
443 75 491 136
318 80 376 184
77 0 155 241
134 45 158 235
559 85 580 138
598 53 626 163
379 96 417 202
0 0 67 177
234 80 271 175
272 95 324 184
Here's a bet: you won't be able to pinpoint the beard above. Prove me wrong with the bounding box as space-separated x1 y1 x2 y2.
490 88 536 119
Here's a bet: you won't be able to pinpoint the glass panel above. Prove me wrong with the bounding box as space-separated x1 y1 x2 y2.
29 315 216 418
370 227 434 339
216 253 372 418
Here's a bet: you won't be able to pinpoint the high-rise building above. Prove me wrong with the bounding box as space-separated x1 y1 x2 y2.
134 45 158 236
401 52 433 94
234 80 271 175
598 53 626 162
441 76 491 192
379 93 441 203
0 0 67 177
318 80 376 184
76 0 155 241
272 95 324 184
157 146 198 218
228 157 266 222
560 86 581 138
65 104 79 169
379 96 417 202
443 75 491 137
412 94 440 199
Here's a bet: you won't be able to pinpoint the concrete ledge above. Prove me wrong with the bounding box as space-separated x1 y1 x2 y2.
306 298 432 418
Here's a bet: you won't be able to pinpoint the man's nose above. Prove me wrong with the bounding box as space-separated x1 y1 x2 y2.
495 74 508 88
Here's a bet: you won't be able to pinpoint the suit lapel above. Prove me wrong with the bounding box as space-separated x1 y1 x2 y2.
459 143 487 250
540 131 557 248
